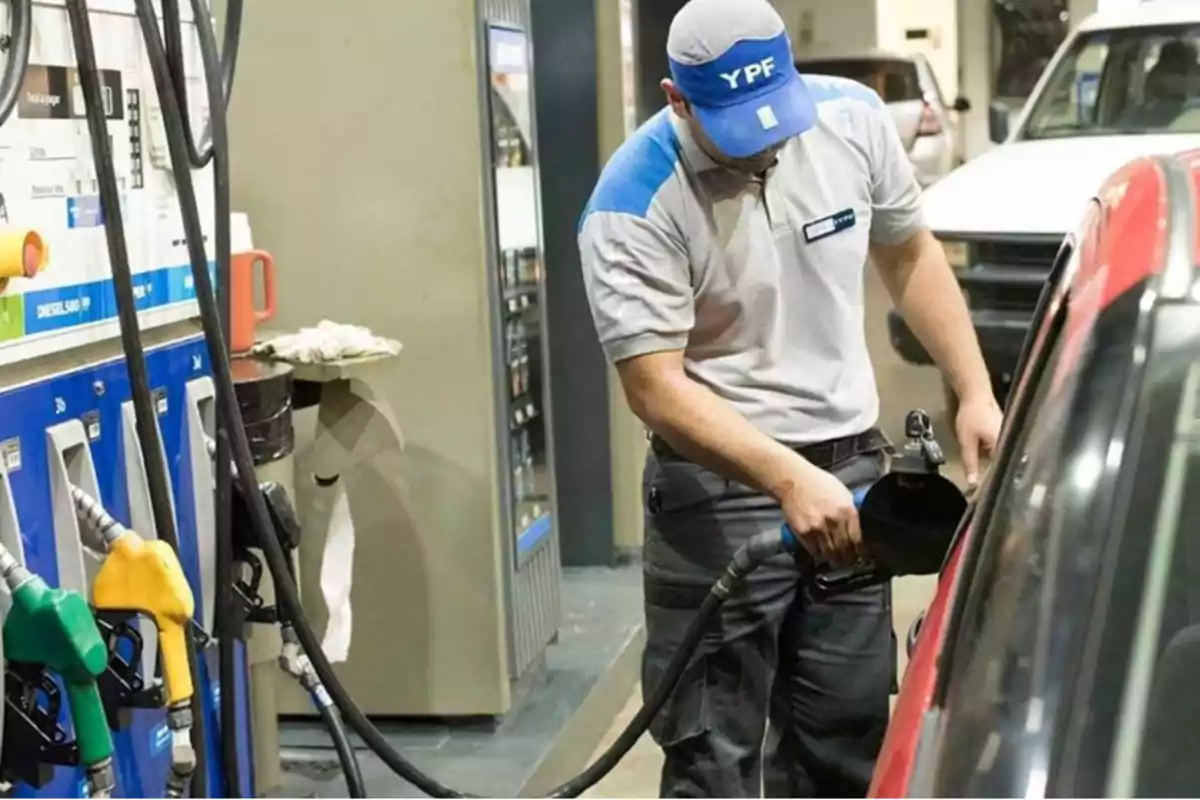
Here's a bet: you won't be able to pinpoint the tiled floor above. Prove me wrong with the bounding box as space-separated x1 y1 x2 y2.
581 266 964 798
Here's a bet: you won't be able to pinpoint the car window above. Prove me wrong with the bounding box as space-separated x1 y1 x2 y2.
796 58 923 102
1107 358 1200 797
1023 24 1200 139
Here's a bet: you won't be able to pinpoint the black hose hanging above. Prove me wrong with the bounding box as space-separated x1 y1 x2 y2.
0 0 32 127
62 1 209 796
180 0 241 794
163 0 244 169
314 690 367 798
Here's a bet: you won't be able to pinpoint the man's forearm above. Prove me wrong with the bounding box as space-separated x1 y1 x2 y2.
623 367 812 501
874 231 993 401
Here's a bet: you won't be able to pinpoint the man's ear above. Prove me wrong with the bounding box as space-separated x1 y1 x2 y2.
661 78 690 117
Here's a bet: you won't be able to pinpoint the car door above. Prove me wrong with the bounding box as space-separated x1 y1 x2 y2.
869 208 1087 797
880 155 1184 797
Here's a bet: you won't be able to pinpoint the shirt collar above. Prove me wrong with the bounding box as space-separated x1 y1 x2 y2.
670 109 722 173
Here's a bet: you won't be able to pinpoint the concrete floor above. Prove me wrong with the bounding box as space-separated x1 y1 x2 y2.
582 265 965 798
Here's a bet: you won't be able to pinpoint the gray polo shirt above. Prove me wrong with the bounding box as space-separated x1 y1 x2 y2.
578 74 925 446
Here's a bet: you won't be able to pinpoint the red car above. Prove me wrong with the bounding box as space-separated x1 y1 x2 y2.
872 150 1200 797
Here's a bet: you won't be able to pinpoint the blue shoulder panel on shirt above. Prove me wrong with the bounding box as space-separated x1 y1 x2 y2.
579 110 680 231
799 73 885 110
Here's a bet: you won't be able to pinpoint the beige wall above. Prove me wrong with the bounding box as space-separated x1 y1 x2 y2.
883 0 959 99
771 0 879 55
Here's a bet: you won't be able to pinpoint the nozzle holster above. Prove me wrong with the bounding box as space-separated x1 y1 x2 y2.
227 480 302 635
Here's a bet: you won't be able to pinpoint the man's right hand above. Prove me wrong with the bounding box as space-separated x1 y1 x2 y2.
780 463 862 567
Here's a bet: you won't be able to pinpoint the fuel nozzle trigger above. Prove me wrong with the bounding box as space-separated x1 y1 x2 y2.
94 611 165 731
1 664 80 788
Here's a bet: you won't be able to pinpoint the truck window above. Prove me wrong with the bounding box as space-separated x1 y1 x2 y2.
795 57 923 102
1023 24 1200 139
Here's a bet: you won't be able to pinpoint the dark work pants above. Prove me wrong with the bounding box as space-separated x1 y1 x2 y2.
641 444 894 798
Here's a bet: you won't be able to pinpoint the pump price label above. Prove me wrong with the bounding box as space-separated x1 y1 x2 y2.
153 388 168 416
1 439 20 473
82 410 100 442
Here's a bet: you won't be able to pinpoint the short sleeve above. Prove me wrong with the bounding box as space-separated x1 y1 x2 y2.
578 212 693 363
867 108 926 246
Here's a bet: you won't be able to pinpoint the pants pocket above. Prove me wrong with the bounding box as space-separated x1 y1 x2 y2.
645 457 729 518
642 596 715 746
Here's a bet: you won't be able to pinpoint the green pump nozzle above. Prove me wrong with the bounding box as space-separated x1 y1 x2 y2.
0 544 115 797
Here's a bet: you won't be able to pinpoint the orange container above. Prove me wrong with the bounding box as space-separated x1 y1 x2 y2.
230 249 276 353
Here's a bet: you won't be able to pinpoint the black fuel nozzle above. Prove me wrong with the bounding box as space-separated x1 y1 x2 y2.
225 478 303 637
800 409 967 599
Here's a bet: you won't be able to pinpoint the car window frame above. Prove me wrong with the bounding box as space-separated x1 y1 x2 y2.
928 196 1173 795
916 55 948 108
929 229 1078 692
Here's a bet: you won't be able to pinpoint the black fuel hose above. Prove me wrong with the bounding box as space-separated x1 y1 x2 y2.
0 0 32 127
63 2 209 796
131 0 793 795
163 0 243 169
178 0 241 795
315 693 367 799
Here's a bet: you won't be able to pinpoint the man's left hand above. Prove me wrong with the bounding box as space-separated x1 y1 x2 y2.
955 393 1003 489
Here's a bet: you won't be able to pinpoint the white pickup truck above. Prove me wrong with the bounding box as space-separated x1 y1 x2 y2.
889 0 1200 403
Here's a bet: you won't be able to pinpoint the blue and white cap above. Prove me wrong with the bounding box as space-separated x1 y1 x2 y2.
667 0 816 158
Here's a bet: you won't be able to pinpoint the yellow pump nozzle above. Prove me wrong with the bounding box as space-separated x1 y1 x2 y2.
91 533 195 706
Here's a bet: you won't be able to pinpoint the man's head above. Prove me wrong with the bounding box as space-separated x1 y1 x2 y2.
662 0 816 173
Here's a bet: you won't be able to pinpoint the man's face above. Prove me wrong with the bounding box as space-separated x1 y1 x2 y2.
687 116 785 173
663 79 785 173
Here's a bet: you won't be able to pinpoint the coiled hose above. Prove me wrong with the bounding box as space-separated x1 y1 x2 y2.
162 0 243 169
0 0 32 127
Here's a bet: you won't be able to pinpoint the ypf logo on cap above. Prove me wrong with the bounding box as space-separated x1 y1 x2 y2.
667 0 817 158
718 55 778 90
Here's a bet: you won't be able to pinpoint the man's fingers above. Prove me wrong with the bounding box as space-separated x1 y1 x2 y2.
845 511 864 562
961 435 980 488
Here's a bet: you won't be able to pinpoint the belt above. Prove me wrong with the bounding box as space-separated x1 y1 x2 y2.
649 427 893 472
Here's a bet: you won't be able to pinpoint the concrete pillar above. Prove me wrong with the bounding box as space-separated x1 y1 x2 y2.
597 0 647 560
957 0 994 159
1069 0 1097 25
